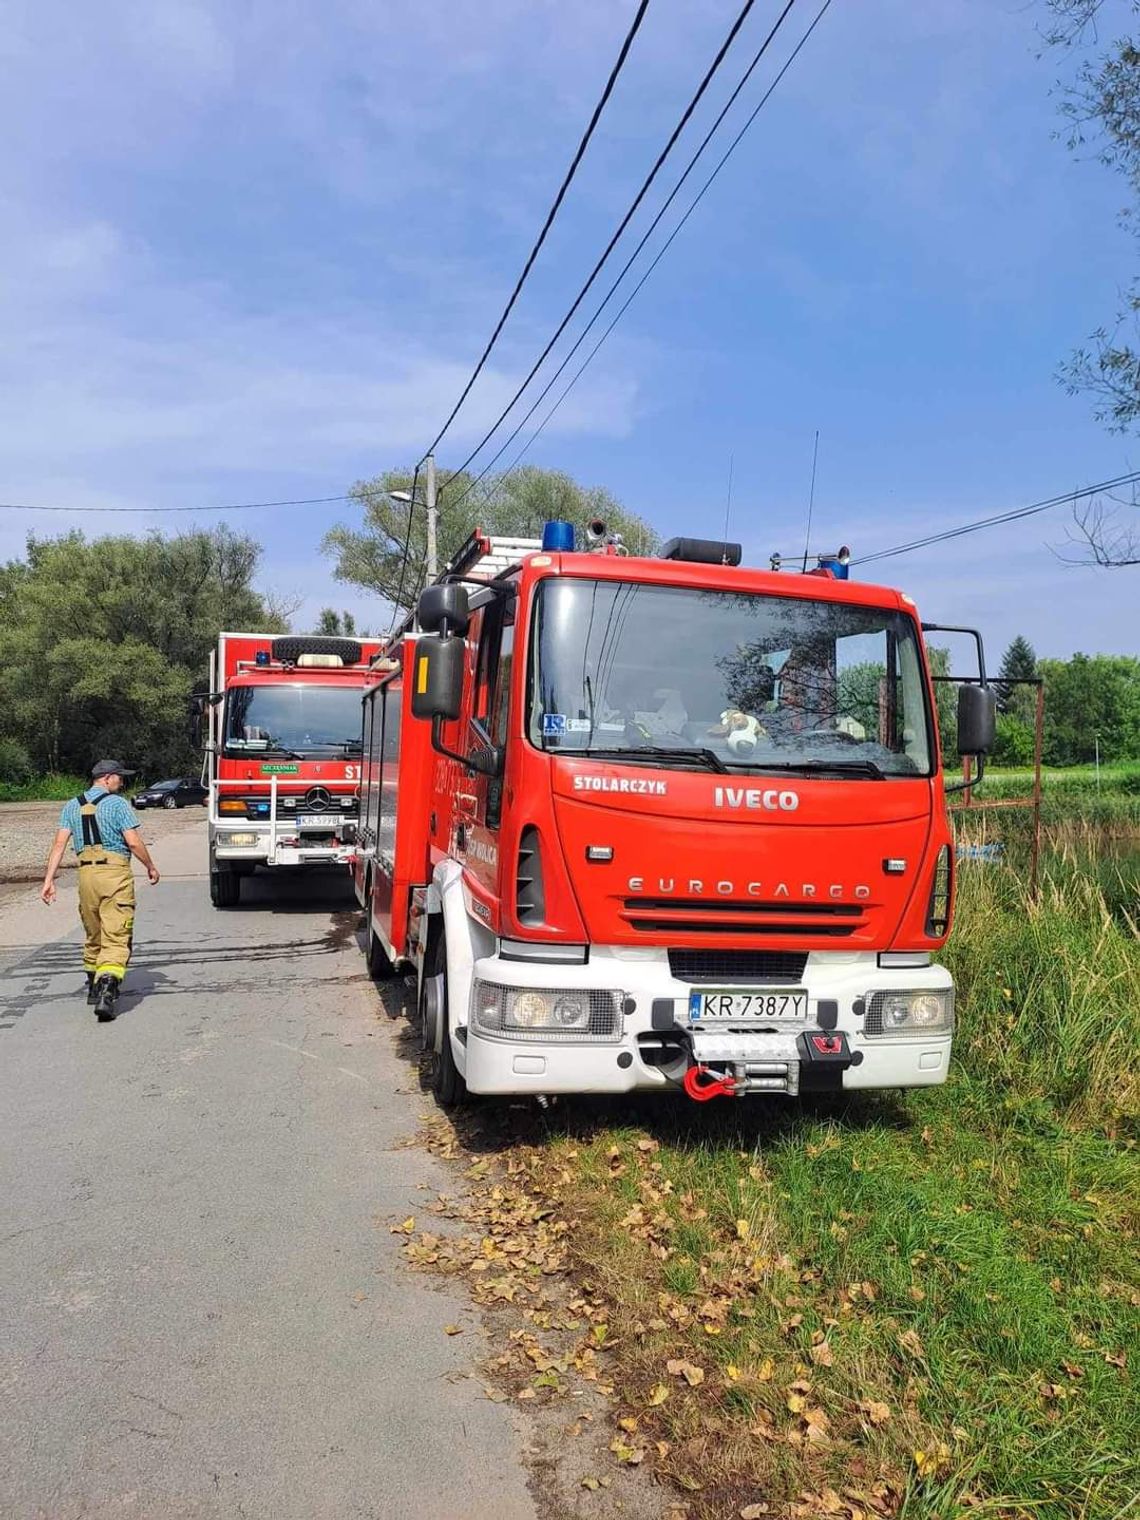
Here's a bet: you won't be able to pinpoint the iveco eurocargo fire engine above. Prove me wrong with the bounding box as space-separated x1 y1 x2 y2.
204 632 382 907
352 525 994 1102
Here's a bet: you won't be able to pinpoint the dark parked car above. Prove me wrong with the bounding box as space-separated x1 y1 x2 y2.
133 777 208 810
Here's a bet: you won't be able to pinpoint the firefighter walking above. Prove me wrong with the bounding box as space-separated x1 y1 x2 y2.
41 760 161 1022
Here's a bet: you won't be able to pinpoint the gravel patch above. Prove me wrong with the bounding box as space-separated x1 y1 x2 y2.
0 801 206 884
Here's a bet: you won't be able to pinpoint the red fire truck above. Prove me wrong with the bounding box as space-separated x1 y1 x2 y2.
352 526 994 1103
204 631 383 907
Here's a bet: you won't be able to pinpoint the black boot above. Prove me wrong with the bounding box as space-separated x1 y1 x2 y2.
93 975 120 1022
85 972 97 1004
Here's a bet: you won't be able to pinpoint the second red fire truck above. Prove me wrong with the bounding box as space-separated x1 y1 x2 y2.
351 525 994 1103
203 631 383 906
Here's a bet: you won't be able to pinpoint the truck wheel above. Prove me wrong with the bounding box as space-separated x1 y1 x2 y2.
421 929 467 1107
365 910 395 980
210 870 241 908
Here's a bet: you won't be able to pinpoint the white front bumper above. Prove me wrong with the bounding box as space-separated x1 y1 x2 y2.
458 946 953 1097
210 821 356 868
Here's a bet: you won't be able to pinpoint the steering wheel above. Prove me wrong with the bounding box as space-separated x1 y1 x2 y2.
802 722 864 745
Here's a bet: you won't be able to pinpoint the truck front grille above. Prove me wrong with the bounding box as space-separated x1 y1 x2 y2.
623 896 862 939
668 950 808 984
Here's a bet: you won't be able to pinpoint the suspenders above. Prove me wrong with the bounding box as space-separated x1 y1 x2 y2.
75 792 111 863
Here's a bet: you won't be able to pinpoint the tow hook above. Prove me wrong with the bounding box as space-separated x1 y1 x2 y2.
682 1064 741 1101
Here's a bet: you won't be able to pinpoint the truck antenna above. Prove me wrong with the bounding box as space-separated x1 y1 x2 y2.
722 453 734 564
801 429 820 573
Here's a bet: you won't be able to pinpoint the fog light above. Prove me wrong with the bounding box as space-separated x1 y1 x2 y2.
551 995 588 1029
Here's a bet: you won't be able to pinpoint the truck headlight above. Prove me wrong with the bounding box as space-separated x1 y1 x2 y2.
864 988 953 1036
471 981 621 1041
218 830 261 847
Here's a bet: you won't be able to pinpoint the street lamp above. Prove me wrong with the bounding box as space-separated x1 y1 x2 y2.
385 456 438 581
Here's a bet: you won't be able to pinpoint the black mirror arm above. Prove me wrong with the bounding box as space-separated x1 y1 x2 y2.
468 717 504 777
921 623 989 685
430 715 502 777
943 753 986 796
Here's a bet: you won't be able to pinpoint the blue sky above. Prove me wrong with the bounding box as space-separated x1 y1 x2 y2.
2 0 1138 664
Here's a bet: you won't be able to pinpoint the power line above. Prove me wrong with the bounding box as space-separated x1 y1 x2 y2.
0 493 354 514
855 470 1140 566
449 0 829 510
438 0 767 497
423 0 653 458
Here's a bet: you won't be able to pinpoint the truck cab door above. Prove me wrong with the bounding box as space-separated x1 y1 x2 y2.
460 595 515 888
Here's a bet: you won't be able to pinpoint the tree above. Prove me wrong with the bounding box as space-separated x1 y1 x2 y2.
1041 2 1140 562
322 464 659 613
316 609 360 636
1039 651 1140 762
0 527 286 777
924 643 959 765
994 635 1039 715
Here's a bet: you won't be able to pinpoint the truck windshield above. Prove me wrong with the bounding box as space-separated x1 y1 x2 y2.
223 684 363 756
529 579 934 778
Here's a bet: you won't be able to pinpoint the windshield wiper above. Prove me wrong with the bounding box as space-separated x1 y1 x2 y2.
729 758 888 780
226 744 304 759
554 745 728 774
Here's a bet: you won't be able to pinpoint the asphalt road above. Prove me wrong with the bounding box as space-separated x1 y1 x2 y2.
0 820 536 1520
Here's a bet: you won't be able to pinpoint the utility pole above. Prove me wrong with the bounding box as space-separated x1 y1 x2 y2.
425 454 438 584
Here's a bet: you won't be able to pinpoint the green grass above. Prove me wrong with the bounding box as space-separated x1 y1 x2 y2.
483 850 1140 1518
985 761 1140 799
0 773 88 803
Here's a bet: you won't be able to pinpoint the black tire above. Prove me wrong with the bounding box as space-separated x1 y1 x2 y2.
210 869 241 908
163 794 178 810
272 634 363 667
365 908 395 980
422 928 467 1106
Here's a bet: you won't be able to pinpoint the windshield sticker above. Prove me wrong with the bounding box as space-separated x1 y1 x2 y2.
260 763 300 775
573 775 667 796
543 713 567 736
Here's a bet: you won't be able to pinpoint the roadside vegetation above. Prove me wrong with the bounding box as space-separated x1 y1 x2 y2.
406 841 1138 1520
0 771 88 804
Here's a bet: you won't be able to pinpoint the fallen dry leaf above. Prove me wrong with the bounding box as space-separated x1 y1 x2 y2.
858 1400 892 1426
809 1338 834 1367
741 1506 770 1518
647 1382 671 1406
897 1329 926 1359
666 1358 706 1387
443 1324 463 1336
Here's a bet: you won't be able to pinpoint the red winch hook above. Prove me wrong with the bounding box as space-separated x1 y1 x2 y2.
682 1064 739 1101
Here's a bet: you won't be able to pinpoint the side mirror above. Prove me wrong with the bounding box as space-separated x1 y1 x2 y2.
957 684 996 756
410 635 464 721
418 583 470 636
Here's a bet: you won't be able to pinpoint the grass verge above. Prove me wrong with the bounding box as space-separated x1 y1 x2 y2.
404 853 1139 1520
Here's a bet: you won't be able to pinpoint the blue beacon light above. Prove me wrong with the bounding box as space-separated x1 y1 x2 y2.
817 546 852 580
541 520 575 552
255 649 271 665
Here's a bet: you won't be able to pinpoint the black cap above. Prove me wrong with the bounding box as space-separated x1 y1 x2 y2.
91 758 137 779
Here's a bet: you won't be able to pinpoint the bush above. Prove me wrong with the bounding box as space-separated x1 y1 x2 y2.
991 713 1035 765
0 738 34 784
